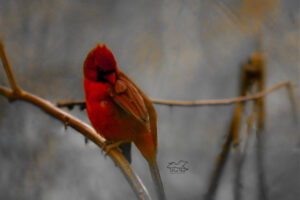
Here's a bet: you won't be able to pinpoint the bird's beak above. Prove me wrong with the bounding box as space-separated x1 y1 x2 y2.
105 72 116 84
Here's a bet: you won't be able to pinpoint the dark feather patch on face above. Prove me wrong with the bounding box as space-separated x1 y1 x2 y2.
97 68 115 83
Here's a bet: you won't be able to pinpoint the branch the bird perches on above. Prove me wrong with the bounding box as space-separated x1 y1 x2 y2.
0 40 151 200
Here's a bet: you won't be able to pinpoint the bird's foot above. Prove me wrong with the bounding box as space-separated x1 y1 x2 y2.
102 140 128 156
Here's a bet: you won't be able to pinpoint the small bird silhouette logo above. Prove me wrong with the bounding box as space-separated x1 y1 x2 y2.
167 160 189 173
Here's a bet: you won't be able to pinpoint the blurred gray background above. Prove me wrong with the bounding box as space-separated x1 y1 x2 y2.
0 0 299 200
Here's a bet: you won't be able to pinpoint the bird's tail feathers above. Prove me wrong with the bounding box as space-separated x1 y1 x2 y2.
148 159 166 200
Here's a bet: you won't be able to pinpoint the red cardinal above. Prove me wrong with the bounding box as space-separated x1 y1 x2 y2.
83 44 166 200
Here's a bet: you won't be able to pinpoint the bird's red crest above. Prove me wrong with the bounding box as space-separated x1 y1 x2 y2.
84 44 118 72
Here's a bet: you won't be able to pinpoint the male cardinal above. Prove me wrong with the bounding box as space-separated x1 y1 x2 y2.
83 44 166 200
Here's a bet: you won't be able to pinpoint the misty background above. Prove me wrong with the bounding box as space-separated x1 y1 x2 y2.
0 0 299 200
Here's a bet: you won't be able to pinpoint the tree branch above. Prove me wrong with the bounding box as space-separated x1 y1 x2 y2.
151 81 296 107
57 100 87 110
0 40 151 200
285 82 298 122
0 40 21 92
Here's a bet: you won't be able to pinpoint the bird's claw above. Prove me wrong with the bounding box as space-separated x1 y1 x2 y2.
102 141 123 157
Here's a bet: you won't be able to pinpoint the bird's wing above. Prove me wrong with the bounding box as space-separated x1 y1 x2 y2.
117 72 158 151
108 73 150 130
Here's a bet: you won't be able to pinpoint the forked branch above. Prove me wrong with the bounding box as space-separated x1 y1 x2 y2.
0 40 151 200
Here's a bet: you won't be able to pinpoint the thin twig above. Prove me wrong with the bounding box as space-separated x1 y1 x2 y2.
233 147 242 200
205 120 234 200
152 81 293 106
239 100 256 165
0 40 21 92
285 82 299 122
56 81 296 109
0 41 151 200
255 77 268 200
232 103 243 200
